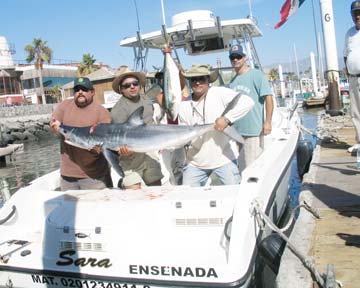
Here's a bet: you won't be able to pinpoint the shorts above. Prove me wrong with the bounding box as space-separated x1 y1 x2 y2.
122 154 163 187
238 135 263 173
60 172 113 191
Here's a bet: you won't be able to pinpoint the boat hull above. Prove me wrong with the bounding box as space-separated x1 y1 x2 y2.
0 106 300 288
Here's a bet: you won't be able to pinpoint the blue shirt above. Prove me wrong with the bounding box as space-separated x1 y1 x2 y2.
228 69 272 136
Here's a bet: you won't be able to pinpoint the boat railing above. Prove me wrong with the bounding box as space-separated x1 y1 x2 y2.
0 205 16 225
287 102 298 121
0 179 11 207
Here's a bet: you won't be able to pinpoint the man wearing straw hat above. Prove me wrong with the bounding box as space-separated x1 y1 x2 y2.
179 64 254 187
111 67 163 189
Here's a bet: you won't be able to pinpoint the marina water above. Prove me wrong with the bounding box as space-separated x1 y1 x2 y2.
0 108 321 203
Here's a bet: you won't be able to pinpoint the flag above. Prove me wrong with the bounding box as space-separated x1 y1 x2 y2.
275 0 306 29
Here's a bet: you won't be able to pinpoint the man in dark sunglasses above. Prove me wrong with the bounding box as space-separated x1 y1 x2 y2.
111 67 163 190
228 45 274 173
50 77 113 191
177 64 254 187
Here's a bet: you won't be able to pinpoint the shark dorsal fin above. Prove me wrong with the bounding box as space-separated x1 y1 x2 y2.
127 106 145 126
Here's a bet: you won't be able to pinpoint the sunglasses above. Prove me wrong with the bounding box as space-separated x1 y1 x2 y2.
229 55 244 61
121 81 140 89
74 86 90 92
190 76 208 83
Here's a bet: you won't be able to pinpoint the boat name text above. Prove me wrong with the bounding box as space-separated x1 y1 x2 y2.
56 249 112 268
129 265 218 278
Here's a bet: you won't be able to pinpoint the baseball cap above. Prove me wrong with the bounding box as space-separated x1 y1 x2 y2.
73 77 93 90
229 45 246 57
351 1 360 12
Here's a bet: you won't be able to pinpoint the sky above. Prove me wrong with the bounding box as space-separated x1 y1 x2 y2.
1 0 354 73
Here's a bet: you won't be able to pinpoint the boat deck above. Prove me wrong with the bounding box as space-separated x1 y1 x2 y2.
277 114 360 288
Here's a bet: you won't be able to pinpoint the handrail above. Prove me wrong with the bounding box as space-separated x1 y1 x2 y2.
0 205 16 225
288 102 298 120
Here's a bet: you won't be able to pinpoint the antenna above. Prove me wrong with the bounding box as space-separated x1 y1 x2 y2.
133 0 141 32
248 0 253 19
160 0 167 26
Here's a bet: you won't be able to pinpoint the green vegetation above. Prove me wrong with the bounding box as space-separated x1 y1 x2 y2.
25 38 52 105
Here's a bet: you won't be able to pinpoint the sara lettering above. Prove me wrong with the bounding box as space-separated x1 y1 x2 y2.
56 249 112 268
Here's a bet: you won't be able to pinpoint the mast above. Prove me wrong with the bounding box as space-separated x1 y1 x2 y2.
310 52 319 93
278 65 286 98
319 0 340 110
293 43 302 94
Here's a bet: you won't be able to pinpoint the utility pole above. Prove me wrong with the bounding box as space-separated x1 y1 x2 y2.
319 0 341 110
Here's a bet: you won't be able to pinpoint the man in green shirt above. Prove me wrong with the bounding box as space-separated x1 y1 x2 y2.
228 45 274 172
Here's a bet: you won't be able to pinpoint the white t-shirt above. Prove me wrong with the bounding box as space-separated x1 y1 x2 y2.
178 86 254 169
344 26 360 75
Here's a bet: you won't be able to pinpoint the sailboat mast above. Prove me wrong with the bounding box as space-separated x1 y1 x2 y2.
311 0 322 90
293 43 302 93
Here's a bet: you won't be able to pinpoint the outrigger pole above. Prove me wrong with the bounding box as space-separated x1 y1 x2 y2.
132 0 148 71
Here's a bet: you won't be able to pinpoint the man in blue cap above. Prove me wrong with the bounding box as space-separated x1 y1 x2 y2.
228 45 274 173
344 1 360 154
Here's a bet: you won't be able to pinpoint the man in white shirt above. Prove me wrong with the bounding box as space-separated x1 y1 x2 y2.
344 0 360 153
178 64 254 186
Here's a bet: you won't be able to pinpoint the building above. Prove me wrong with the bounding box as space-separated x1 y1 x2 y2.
62 67 122 107
1 36 79 105
0 36 23 105
18 64 78 104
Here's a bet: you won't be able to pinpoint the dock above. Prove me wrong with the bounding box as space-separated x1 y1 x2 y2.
277 113 360 288
303 97 327 109
0 143 24 167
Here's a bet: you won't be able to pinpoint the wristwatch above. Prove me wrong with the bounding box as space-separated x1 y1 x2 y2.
223 116 232 126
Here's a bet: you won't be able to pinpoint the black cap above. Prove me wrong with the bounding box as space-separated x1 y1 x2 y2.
351 1 360 13
73 77 93 90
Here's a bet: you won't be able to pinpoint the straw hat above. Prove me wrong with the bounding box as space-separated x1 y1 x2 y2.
112 66 146 94
181 64 218 83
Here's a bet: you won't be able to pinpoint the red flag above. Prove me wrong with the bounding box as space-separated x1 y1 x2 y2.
275 0 306 29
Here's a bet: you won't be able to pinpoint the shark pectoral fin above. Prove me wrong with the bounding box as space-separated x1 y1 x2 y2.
64 140 91 150
102 148 124 178
223 126 245 145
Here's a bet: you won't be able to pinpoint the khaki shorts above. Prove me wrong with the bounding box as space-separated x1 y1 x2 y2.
238 135 263 173
122 154 163 187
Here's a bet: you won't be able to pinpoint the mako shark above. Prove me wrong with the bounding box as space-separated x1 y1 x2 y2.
59 105 244 181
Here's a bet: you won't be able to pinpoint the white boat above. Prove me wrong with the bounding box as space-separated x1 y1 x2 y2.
0 102 299 288
0 11 301 288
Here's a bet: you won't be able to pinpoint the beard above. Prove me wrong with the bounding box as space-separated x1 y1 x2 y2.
75 95 93 108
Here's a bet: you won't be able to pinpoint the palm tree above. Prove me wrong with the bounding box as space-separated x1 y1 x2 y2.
25 38 52 105
52 84 63 103
268 68 279 82
78 53 99 76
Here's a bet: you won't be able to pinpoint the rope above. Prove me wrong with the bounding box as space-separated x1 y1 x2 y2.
251 198 327 287
278 201 320 233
